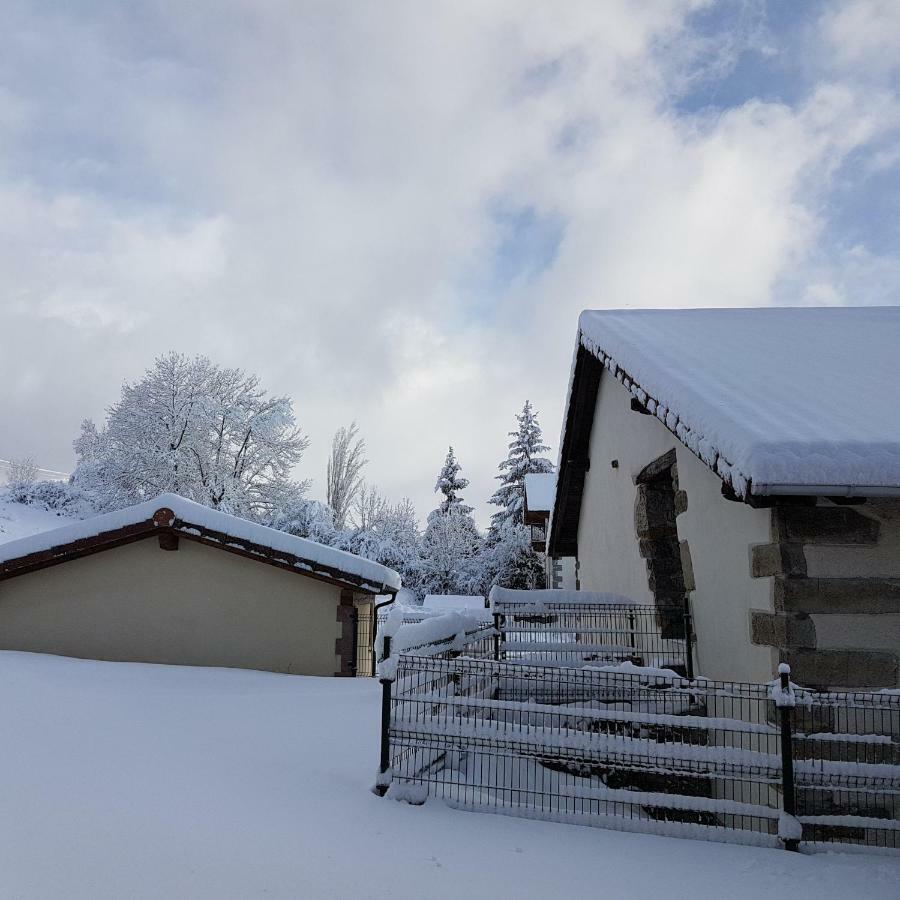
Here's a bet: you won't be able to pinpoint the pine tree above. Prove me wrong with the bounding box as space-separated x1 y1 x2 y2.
488 401 553 531
432 446 473 518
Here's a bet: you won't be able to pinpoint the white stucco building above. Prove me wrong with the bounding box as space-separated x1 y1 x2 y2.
0 493 400 675
547 307 900 689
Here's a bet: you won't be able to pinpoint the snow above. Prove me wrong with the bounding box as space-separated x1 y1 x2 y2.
523 472 555 513
1 651 897 899
422 594 487 612
0 491 401 591
0 492 83 544
577 307 900 497
779 813 804 843
490 586 635 610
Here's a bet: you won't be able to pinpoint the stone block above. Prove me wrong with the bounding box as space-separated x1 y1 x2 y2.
775 577 900 614
750 611 816 649
679 541 695 593
773 506 880 546
750 542 807 578
783 649 898 690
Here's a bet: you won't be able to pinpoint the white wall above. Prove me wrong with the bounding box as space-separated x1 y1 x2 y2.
576 373 776 683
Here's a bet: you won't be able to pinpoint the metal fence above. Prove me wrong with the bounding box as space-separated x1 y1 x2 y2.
376 645 900 853
492 601 693 678
791 689 900 850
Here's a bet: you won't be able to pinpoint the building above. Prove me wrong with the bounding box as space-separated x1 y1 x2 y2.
523 473 576 589
0 493 400 675
548 307 900 689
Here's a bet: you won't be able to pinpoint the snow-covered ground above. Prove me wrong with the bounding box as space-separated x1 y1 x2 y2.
0 492 79 544
1 651 897 899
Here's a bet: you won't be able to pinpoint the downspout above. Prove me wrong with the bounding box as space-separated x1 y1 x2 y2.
372 590 398 677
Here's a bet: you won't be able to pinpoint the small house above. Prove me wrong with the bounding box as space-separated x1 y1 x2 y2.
548 307 900 689
0 493 400 675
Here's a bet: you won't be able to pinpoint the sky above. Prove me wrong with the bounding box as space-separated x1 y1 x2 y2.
1 0 899 527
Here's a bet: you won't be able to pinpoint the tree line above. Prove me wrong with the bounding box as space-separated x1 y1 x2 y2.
8 352 555 598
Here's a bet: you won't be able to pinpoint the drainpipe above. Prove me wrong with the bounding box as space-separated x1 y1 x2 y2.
372 591 397 676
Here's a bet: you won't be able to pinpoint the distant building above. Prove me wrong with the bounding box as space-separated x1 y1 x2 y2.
548 307 900 689
0 493 399 676
524 473 576 589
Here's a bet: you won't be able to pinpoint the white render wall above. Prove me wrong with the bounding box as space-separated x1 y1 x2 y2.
576 374 776 683
0 537 345 674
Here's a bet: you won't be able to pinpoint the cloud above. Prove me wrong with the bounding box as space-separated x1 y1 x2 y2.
0 0 897 526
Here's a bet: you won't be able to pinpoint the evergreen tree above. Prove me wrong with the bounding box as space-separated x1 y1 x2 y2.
432 446 473 517
488 401 553 531
420 511 483 597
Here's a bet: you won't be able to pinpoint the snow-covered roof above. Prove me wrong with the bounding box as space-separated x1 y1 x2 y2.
524 473 555 513
422 594 487 611
578 307 900 497
0 493 401 593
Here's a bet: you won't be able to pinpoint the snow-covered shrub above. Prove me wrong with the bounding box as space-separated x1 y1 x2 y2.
268 498 338 545
6 480 95 517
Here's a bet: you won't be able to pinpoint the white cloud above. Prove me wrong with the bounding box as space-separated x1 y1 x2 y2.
0 0 897 525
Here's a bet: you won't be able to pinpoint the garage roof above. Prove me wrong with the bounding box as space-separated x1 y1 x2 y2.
0 493 401 594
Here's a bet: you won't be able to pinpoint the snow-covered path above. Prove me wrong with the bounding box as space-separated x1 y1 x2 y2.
0 652 897 899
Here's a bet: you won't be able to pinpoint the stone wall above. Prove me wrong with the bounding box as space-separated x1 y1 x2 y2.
750 499 900 689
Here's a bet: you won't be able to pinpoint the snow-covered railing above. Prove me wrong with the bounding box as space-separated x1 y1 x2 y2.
375 656 900 854
373 608 497 796
487 588 694 678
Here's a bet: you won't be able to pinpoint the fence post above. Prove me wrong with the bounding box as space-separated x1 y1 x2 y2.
682 600 694 680
374 633 393 797
493 613 502 661
776 663 800 851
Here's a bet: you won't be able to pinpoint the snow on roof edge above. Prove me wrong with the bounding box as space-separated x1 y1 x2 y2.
0 492 401 591
577 318 752 498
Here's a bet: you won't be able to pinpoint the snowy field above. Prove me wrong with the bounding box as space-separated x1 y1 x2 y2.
1 652 898 899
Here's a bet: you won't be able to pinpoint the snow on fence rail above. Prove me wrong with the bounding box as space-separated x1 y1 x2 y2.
374 648 900 854
489 591 694 678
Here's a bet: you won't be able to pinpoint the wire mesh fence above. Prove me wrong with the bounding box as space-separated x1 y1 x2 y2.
792 689 900 851
377 647 900 853
492 601 693 677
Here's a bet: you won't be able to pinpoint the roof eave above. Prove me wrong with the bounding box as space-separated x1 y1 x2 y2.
751 483 900 499
0 515 398 596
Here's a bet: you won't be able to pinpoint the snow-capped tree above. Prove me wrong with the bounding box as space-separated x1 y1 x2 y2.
72 352 309 517
432 446 473 517
343 493 424 596
267 497 337 545
326 423 367 530
482 524 545 591
420 510 483 597
487 401 553 531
